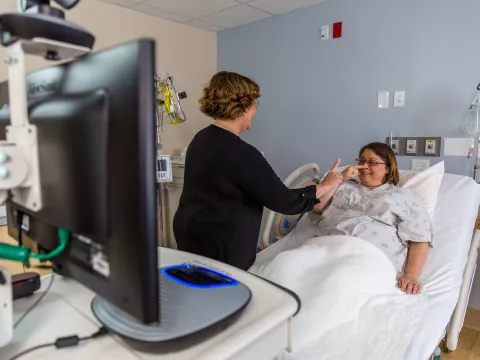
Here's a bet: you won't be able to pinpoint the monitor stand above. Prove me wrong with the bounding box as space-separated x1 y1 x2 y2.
91 263 251 350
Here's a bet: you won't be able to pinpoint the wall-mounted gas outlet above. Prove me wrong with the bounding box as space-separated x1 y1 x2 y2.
406 139 417 155
384 136 442 157
391 139 399 154
425 139 436 155
419 137 442 157
385 137 406 155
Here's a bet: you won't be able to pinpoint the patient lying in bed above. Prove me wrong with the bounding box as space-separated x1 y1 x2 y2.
311 142 432 295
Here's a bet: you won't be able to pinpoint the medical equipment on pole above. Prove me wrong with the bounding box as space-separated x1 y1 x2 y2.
154 74 186 183
463 83 480 180
155 73 187 128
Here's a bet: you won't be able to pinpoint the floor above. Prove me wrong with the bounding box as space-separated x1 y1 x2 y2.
444 328 480 359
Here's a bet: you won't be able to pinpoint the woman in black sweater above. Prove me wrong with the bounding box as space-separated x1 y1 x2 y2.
173 71 342 270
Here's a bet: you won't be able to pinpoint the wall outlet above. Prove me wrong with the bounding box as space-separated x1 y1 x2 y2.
406 139 417 154
411 159 430 171
394 91 406 108
320 25 329 40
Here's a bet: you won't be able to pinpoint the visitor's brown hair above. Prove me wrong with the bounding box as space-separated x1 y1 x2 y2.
359 142 399 186
199 71 261 120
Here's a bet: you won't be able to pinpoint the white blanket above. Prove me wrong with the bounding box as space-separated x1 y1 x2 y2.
249 235 428 360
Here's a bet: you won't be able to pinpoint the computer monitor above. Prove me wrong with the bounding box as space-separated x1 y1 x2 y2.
0 39 159 324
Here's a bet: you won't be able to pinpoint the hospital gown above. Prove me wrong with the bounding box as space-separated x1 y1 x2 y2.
309 180 433 273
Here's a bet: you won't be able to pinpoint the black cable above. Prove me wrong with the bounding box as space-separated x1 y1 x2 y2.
16 210 23 247
8 343 54 360
14 274 55 329
8 326 109 360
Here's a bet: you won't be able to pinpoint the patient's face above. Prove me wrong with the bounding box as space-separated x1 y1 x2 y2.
358 149 388 188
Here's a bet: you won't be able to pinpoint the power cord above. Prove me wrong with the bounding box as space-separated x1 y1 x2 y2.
14 274 55 329
0 228 70 264
8 326 109 360
16 210 24 247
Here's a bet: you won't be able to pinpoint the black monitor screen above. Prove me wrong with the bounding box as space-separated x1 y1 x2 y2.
0 39 159 323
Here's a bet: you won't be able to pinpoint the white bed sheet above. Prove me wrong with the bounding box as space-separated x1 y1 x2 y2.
254 173 480 359
405 173 480 359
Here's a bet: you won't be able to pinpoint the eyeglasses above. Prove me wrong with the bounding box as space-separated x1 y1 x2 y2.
356 159 386 167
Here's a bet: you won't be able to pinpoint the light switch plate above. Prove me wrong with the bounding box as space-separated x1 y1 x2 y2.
320 25 329 40
411 159 430 171
378 91 389 109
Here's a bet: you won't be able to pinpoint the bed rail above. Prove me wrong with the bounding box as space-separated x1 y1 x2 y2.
446 229 480 352
260 163 321 249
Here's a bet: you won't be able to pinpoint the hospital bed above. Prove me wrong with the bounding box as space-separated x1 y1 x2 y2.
259 163 480 359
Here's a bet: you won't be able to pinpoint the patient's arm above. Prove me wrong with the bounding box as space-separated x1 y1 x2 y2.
397 242 429 295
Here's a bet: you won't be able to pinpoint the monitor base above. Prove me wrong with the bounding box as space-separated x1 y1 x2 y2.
91 264 251 349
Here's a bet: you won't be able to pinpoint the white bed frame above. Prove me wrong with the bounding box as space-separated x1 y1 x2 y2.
260 163 480 356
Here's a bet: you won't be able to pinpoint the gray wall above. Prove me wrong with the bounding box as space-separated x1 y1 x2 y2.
218 0 480 308
218 0 480 180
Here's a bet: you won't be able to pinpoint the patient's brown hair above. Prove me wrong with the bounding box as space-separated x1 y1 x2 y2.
359 142 400 186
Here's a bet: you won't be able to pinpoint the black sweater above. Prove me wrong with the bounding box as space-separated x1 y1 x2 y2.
173 125 318 270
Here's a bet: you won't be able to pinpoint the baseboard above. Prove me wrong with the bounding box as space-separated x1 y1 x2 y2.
464 307 480 331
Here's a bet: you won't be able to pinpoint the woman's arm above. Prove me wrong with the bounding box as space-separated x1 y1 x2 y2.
398 242 429 295
312 183 338 213
233 146 342 215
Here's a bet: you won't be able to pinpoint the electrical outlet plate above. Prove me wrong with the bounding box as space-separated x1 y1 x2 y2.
394 91 405 108
406 139 417 154
411 159 430 171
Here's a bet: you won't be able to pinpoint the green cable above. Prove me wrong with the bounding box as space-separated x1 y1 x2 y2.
30 228 69 261
0 227 69 264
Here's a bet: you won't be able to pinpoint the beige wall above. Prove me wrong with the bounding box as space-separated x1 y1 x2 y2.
0 0 217 154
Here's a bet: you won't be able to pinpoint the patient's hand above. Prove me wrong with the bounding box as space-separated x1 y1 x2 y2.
341 165 366 182
397 274 421 295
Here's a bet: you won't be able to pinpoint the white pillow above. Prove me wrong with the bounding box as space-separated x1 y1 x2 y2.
398 161 445 219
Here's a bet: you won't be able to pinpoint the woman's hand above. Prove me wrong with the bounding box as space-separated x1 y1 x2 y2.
316 159 343 198
341 165 366 182
397 274 422 295
313 160 342 214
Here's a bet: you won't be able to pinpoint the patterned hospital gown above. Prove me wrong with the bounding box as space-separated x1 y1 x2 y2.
309 180 433 273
